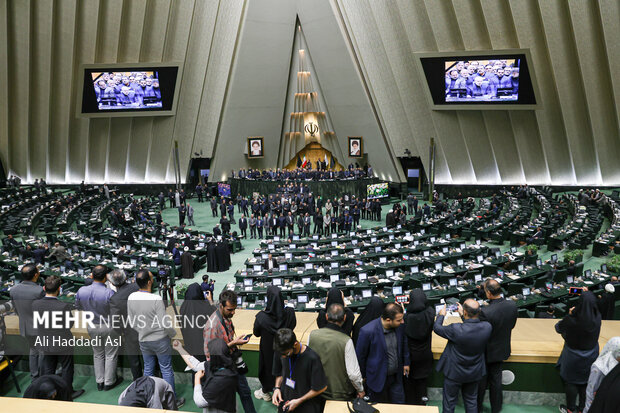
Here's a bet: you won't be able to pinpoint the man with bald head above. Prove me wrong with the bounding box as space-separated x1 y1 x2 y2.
434 299 492 413
477 279 518 413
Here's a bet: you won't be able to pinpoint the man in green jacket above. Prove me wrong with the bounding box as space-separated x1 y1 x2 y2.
308 303 365 400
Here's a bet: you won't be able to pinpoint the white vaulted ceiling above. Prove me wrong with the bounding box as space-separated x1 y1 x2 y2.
334 0 620 185
1 0 619 186
0 0 244 184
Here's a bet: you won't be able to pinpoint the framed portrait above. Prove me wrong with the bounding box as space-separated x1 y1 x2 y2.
348 136 363 157
247 136 264 158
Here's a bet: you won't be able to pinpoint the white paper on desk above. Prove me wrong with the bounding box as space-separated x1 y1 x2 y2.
316 281 332 288
457 287 465 292
444 268 455 273
317 268 325 273
507 275 520 280
584 281 593 285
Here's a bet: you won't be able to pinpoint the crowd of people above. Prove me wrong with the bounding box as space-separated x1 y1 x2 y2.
445 60 519 100
93 72 161 108
231 164 373 181
11 260 620 413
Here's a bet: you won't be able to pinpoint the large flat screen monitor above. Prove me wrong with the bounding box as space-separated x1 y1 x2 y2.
416 49 539 110
367 182 389 199
78 62 182 117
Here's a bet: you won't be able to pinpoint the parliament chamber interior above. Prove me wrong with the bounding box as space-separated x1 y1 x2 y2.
1 1 620 413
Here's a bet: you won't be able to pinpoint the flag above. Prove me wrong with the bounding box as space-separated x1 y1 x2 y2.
296 155 302 168
324 153 328 166
330 155 335 168
301 156 308 168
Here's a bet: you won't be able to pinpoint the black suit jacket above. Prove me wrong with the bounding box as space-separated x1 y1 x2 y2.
263 258 278 270
434 316 492 382
479 298 518 363
31 297 74 353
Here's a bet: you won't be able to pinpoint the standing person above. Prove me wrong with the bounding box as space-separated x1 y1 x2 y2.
32 275 85 400
308 304 365 401
272 328 328 413
316 288 355 336
179 283 215 370
249 214 257 239
253 286 297 402
355 303 410 403
238 214 248 239
108 269 142 382
210 196 218 217
352 297 384 345
75 265 122 391
181 247 194 279
195 183 203 203
204 290 256 413
434 300 492 413
178 203 187 227
477 279 518 413
186 203 195 226
10 264 45 379
556 290 601 413
404 289 435 405
174 190 181 208
168 189 175 208
127 270 184 408
584 337 620 413
257 215 265 239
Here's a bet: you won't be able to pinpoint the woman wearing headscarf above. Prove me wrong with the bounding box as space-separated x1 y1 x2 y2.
252 286 297 401
555 290 602 413
180 283 216 363
588 363 620 413
351 296 384 345
404 289 435 405
23 375 72 401
584 337 620 413
316 288 355 335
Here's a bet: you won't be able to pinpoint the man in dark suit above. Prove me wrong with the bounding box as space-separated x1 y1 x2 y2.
10 264 45 379
263 254 278 271
356 303 410 403
108 269 142 381
32 275 85 399
434 299 492 413
238 215 248 239
477 279 518 413
31 244 47 265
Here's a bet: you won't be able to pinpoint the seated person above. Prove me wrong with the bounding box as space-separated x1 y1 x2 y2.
468 76 494 99
173 339 238 413
23 375 72 401
118 376 178 410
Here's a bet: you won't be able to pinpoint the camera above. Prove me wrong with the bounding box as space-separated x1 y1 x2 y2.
156 265 174 286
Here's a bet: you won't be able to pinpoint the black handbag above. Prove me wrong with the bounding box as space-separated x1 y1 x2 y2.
347 398 378 413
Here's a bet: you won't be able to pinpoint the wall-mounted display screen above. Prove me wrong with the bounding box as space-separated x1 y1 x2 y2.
416 50 538 110
367 182 388 199
79 63 181 117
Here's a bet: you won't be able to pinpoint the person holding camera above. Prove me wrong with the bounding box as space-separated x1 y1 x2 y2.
272 328 327 413
434 299 491 413
203 290 256 413
556 288 601 413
